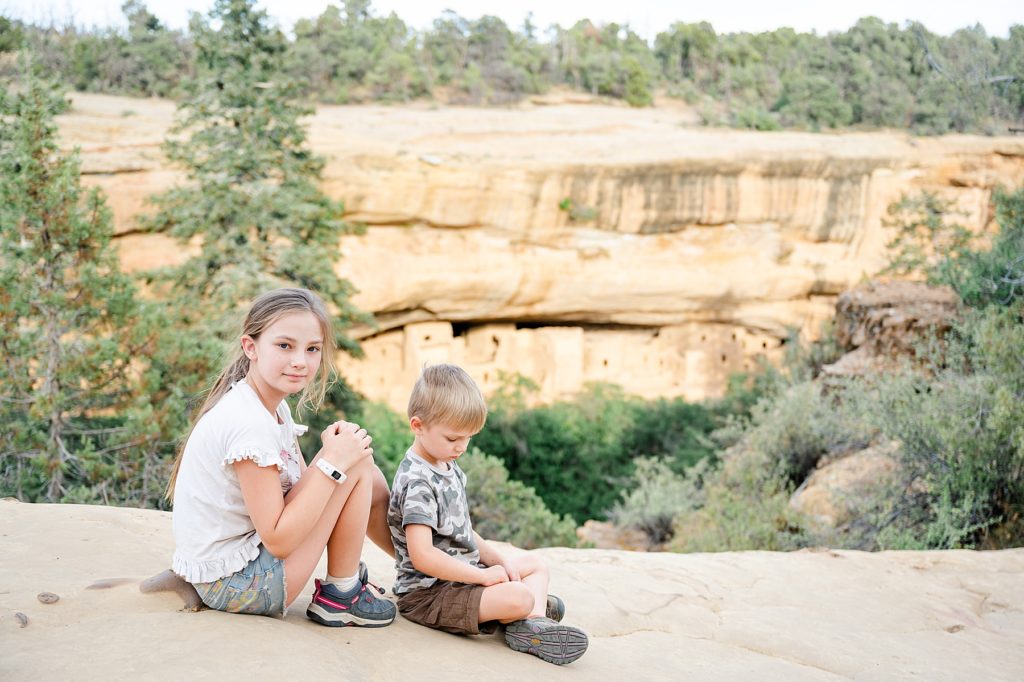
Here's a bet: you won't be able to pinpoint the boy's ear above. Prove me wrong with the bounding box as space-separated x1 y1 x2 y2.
409 416 423 433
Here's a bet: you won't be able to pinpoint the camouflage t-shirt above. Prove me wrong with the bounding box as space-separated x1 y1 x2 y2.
388 449 480 594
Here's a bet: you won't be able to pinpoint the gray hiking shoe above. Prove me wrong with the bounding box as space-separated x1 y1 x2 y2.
546 594 565 622
306 579 396 627
504 617 588 665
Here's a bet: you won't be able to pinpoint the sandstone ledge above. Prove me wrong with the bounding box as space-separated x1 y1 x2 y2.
2 499 1022 680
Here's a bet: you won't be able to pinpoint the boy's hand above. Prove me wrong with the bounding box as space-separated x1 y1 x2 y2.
498 557 521 582
479 565 510 586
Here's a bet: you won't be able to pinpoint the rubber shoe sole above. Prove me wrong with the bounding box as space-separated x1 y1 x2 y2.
504 618 588 665
306 602 394 627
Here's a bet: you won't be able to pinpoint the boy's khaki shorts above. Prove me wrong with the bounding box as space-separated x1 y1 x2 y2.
397 580 496 635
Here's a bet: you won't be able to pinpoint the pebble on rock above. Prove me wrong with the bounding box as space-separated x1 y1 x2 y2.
37 592 59 604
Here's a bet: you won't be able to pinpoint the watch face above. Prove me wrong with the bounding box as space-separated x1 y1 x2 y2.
332 471 342 480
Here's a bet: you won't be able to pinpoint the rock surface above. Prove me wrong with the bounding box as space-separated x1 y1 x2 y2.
60 94 1024 408
822 280 961 377
790 442 901 527
4 499 1024 680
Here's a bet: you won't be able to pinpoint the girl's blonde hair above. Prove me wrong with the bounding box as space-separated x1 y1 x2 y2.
165 288 336 501
407 363 488 432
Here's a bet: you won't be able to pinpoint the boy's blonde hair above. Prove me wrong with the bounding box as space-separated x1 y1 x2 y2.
407 364 487 432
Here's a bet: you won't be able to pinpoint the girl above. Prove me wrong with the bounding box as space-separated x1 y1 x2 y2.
167 287 395 626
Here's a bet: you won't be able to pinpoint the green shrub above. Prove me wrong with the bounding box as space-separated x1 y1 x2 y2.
355 401 412 482
609 457 706 544
664 374 872 552
622 397 722 473
474 383 636 523
734 106 781 131
743 380 873 484
671 449 815 552
860 308 1024 549
460 448 578 548
883 187 1024 311
475 381 725 524
942 187 1024 309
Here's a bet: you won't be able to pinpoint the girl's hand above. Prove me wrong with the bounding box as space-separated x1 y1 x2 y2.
479 565 510 586
320 420 373 472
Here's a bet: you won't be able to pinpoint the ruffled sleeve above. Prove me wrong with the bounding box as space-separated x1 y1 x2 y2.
222 447 285 472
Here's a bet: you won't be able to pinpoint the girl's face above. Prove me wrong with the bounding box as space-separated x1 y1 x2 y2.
242 311 325 407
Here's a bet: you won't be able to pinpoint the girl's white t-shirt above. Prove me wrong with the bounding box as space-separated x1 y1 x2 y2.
172 380 307 584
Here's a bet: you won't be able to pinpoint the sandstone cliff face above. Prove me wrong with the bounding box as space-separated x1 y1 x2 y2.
64 94 1024 408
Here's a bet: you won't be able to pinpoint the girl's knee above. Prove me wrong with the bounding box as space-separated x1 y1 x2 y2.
369 465 389 503
346 457 376 483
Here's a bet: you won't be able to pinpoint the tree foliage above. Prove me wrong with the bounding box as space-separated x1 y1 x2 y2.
10 3 1020 129
0 64 143 503
141 0 365 411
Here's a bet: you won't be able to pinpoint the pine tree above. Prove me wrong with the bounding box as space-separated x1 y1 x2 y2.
144 0 364 347
0 65 140 502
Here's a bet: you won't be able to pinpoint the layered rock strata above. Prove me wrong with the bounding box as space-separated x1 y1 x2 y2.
63 94 1024 408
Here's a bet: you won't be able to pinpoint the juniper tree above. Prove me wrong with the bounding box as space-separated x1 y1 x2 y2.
141 0 365 439
0 67 140 502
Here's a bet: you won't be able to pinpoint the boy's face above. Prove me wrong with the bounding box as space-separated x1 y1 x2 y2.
410 416 477 469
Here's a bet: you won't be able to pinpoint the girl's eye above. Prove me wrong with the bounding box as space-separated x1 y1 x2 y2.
307 346 321 353
277 343 290 350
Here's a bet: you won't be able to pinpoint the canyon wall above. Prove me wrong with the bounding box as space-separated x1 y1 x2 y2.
64 94 1024 409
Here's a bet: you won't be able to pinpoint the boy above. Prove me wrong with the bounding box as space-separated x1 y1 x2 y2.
387 364 588 666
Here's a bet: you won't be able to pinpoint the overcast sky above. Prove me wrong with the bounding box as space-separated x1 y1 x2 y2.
2 0 1020 40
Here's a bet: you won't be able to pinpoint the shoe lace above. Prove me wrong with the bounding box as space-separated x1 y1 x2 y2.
364 578 386 596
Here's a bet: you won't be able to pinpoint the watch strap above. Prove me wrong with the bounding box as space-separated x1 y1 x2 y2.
316 458 347 484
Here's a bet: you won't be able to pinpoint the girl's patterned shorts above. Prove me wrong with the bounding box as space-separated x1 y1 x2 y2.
193 544 287 617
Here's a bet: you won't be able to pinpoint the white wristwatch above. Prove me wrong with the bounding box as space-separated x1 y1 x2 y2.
316 459 348 485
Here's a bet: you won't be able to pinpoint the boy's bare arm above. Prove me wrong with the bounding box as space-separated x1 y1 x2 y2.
406 524 509 586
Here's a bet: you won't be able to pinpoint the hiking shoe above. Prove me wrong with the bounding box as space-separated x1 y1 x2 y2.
358 561 389 597
546 594 565 622
306 579 396 627
504 617 588 665
358 561 368 586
